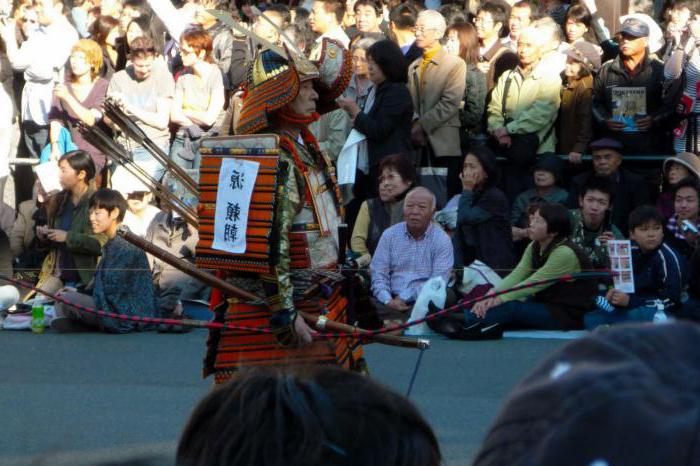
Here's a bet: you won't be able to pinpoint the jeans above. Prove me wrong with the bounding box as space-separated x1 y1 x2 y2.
130 144 166 183
169 134 202 172
464 299 561 330
583 305 657 330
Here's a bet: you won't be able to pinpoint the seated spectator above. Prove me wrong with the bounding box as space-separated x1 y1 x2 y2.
452 146 514 275
146 208 208 315
169 28 225 174
487 25 561 201
664 13 700 155
51 188 159 333
442 22 487 151
569 176 623 270
585 206 684 329
124 14 168 71
11 182 50 276
48 39 109 175
176 367 441 466
107 36 175 181
511 154 568 244
351 154 416 267
665 177 700 260
408 9 466 198
591 17 673 155
658 152 700 220
475 2 518 91
558 41 599 165
35 151 107 294
568 138 649 235
111 167 161 237
337 39 412 196
457 203 596 338
370 187 453 326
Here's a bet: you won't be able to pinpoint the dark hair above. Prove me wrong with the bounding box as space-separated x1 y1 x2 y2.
477 1 509 29
176 367 441 466
265 3 292 26
354 0 382 16
565 4 592 27
59 150 96 183
664 0 699 19
129 35 157 58
389 3 418 29
90 15 120 47
580 176 614 204
378 153 417 186
445 22 479 64
293 6 310 27
440 4 468 27
126 14 166 54
317 0 346 24
536 202 572 237
628 205 664 232
367 39 408 83
465 146 500 188
89 188 128 222
512 0 540 19
673 176 700 198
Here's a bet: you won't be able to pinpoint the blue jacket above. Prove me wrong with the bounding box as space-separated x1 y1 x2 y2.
627 242 685 310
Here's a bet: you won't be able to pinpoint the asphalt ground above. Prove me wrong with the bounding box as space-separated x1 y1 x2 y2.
0 330 568 465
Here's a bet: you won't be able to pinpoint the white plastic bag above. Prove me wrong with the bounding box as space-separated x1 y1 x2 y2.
460 260 502 295
405 277 446 336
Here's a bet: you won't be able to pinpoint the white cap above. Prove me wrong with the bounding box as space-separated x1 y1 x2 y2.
111 166 150 196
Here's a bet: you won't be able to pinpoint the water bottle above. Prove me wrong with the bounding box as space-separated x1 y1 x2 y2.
31 299 44 334
652 300 668 323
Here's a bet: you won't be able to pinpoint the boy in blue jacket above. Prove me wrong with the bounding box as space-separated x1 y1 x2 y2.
584 206 685 329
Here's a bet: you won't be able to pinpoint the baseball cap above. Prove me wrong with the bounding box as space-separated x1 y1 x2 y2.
620 17 650 38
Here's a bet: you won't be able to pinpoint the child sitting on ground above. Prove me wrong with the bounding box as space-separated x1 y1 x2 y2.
51 188 159 333
584 206 686 330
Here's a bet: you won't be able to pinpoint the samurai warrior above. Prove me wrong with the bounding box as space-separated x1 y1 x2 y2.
202 39 365 384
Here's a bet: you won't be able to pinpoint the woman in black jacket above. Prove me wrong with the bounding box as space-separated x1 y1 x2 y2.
337 39 414 197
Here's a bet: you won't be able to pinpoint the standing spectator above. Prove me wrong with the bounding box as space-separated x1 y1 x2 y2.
169 28 225 173
664 14 700 154
585 206 685 329
568 138 649 235
563 3 602 55
504 1 538 51
124 15 166 58
337 40 412 192
453 146 514 275
569 176 624 270
511 154 569 243
592 17 673 155
370 187 453 325
558 41 599 164
309 0 350 53
408 9 466 197
0 0 79 160
531 16 566 76
90 15 125 78
351 0 386 44
35 151 106 294
475 2 518 91
48 39 109 174
0 42 14 200
107 36 175 181
344 37 377 110
460 202 596 337
665 177 700 260
542 0 568 27
487 26 561 202
660 0 695 60
71 0 94 39
443 22 487 151
251 4 289 46
658 152 700 220
351 154 416 266
388 3 422 63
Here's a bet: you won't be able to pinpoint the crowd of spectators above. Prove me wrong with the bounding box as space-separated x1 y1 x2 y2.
0 0 699 337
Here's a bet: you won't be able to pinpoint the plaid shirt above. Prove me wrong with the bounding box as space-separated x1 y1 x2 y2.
370 222 453 304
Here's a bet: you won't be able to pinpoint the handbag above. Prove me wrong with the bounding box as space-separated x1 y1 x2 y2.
418 145 448 209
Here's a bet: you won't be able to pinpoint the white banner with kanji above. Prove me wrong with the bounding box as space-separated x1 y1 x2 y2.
212 158 259 254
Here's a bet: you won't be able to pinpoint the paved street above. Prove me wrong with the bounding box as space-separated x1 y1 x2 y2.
0 330 567 465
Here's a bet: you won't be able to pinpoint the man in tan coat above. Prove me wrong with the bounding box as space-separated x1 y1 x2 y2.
408 9 467 200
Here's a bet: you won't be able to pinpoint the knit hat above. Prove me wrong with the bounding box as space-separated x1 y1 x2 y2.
532 153 563 185
473 322 700 466
564 41 601 73
663 152 700 180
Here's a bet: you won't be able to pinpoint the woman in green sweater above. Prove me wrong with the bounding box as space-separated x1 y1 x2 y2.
459 202 596 339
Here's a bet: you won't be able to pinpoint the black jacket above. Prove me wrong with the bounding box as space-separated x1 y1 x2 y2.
353 81 414 166
567 169 649 235
592 54 674 154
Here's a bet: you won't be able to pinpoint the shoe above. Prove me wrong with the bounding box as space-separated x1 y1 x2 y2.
452 321 503 341
426 302 463 337
50 317 91 333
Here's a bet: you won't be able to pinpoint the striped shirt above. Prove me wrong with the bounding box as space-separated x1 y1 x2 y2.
370 222 453 305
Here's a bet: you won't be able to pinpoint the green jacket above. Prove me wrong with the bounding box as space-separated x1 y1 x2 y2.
38 189 108 288
487 66 561 154
568 209 623 270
